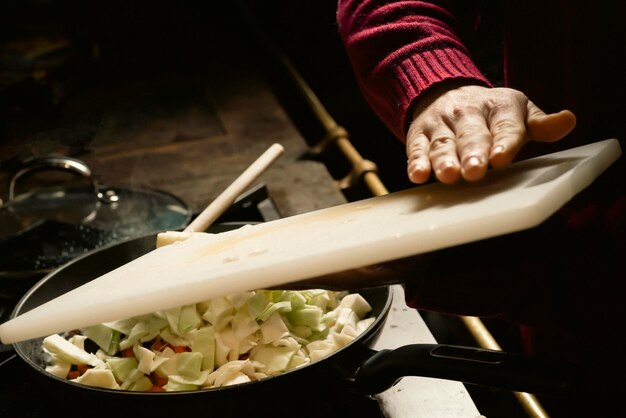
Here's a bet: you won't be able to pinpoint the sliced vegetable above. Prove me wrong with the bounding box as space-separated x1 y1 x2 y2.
133 344 168 374
106 357 138 382
81 324 120 356
284 305 324 330
338 293 372 318
164 304 202 335
43 334 103 367
44 288 375 393
260 312 288 344
72 368 120 390
252 346 298 374
201 297 235 330
191 326 216 372
121 372 154 392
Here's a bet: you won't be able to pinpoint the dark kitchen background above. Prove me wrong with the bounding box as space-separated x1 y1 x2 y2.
1 1 571 417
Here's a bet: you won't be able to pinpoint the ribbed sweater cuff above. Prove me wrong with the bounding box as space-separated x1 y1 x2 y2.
388 48 492 139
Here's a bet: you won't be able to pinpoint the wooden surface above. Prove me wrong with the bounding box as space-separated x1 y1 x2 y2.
0 1 349 218
0 65 346 219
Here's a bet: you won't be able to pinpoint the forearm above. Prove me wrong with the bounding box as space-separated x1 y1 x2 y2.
337 0 491 140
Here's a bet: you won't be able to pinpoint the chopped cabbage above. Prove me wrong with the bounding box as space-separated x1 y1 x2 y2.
44 288 375 392
43 334 103 367
73 368 120 389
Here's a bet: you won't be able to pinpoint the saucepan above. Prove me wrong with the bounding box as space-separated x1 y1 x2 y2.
2 223 579 415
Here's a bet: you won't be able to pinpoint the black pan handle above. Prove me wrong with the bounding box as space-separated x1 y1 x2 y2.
354 344 579 397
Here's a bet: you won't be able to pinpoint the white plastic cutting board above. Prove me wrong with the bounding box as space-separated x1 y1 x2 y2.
0 138 621 344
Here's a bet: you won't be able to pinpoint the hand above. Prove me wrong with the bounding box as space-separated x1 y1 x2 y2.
406 83 577 184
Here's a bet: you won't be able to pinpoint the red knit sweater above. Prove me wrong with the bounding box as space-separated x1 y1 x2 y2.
337 0 626 370
337 0 625 152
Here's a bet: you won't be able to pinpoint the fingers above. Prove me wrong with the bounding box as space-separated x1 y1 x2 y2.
452 112 492 181
407 128 464 184
442 93 528 177
489 102 576 166
487 101 528 168
527 106 576 141
429 134 462 184
406 132 432 183
408 105 495 184
406 86 577 185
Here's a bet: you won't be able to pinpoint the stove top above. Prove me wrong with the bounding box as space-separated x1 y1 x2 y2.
0 184 385 417
0 183 483 418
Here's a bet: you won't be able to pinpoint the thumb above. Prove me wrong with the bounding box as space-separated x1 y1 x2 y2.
526 102 576 142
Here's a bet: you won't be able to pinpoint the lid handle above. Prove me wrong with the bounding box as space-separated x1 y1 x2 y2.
8 156 99 202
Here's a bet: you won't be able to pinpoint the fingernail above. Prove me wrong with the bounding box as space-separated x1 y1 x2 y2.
435 160 454 176
410 161 426 172
492 145 505 155
466 156 482 167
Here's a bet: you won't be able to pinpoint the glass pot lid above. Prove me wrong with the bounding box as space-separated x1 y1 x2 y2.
0 156 192 276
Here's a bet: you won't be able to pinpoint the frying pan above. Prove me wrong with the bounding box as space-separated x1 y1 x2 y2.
2 223 579 414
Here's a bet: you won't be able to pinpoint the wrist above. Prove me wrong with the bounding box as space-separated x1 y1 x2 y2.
411 79 489 120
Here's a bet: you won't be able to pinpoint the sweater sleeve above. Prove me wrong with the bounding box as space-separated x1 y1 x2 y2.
336 0 492 141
